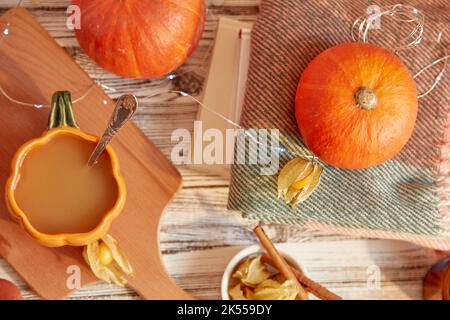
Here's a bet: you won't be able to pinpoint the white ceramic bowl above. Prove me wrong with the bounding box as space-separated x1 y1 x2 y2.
221 244 308 300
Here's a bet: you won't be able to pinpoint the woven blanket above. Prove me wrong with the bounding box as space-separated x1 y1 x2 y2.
228 0 450 250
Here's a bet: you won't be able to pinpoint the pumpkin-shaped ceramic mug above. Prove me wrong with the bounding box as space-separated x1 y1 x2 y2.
5 91 126 248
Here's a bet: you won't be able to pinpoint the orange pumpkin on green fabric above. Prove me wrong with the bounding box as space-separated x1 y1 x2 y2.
295 42 418 169
73 0 206 79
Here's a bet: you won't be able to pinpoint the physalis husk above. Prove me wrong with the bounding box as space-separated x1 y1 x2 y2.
83 234 134 287
228 255 304 300
229 284 245 300
229 283 255 300
277 157 323 207
232 256 272 287
253 279 299 300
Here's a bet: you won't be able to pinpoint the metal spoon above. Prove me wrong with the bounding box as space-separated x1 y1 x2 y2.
87 94 138 166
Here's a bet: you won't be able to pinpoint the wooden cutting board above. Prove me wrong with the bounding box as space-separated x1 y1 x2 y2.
0 7 191 299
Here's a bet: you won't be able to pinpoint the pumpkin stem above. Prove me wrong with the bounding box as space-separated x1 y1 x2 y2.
355 87 377 110
48 91 79 129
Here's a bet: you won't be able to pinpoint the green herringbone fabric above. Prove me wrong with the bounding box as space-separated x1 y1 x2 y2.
228 0 450 249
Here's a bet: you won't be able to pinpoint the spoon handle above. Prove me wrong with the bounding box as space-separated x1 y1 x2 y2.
88 94 138 166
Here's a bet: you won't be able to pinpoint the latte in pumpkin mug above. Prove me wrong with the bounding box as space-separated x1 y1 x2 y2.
6 91 133 286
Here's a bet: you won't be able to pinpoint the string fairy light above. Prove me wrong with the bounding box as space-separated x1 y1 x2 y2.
133 89 295 159
352 4 449 99
0 3 447 162
1 3 446 106
167 90 292 157
0 0 98 108
352 4 425 51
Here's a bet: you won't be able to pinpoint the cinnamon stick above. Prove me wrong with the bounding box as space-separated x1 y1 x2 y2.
253 225 308 300
261 255 342 300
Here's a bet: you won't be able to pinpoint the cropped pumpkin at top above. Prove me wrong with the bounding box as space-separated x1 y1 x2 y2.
72 0 206 79
295 42 418 169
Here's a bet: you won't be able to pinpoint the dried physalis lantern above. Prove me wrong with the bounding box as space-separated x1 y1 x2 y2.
277 157 323 207
228 256 300 300
229 284 247 300
83 234 134 287
233 256 272 287
253 279 299 300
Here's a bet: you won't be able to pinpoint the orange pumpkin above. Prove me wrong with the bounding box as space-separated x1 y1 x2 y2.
73 0 205 79
295 42 418 169
0 279 22 300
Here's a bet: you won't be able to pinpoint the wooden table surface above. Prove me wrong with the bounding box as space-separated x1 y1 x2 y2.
0 0 442 300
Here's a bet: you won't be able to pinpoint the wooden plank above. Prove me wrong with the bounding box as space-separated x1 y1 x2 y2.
165 241 437 300
0 238 437 300
0 0 440 300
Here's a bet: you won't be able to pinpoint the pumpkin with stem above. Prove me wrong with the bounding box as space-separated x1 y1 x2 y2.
295 42 418 169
